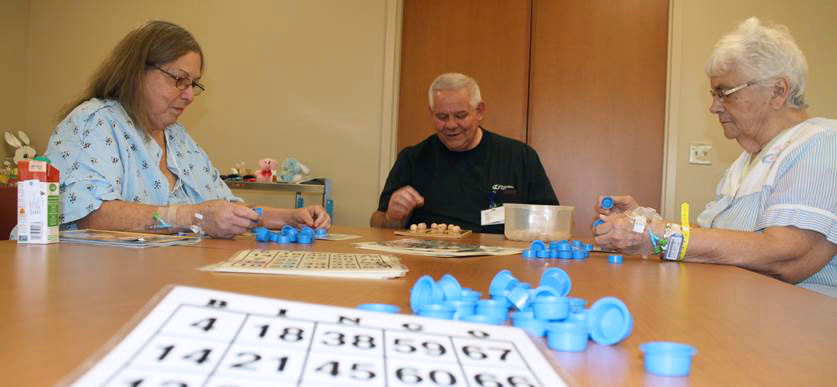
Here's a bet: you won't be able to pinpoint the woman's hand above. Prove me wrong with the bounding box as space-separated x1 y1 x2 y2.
189 200 259 238
596 195 640 215
594 213 654 256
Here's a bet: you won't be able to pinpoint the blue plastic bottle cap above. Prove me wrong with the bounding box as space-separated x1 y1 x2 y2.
531 286 560 299
475 299 509 321
254 207 264 217
546 321 589 352
444 300 476 319
297 234 313 244
640 342 698 377
549 249 560 259
461 289 481 302
513 317 547 337
254 228 271 242
460 314 504 325
315 228 328 237
536 249 550 258
568 309 588 323
529 240 546 251
269 232 281 243
281 225 296 235
601 196 614 209
609 254 623 264
410 276 436 313
558 242 572 251
571 249 584 259
505 284 533 310
489 270 519 297
588 297 633 345
357 304 400 313
533 296 570 321
584 244 594 251
418 303 456 320
592 218 605 228
559 250 573 259
438 274 463 301
540 268 571 296
572 240 583 247
549 241 561 250
299 226 314 236
277 235 291 244
522 249 536 259
252 226 267 235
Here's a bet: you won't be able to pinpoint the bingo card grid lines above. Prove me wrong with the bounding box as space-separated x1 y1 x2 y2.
68 286 567 387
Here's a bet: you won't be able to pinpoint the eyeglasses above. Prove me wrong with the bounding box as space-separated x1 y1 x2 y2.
150 64 205 96
709 81 754 103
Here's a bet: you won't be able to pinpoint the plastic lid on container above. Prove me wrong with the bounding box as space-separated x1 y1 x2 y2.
489 270 519 296
601 196 614 209
438 274 463 301
540 268 571 296
588 297 633 345
640 341 697 377
410 275 437 313
357 304 400 313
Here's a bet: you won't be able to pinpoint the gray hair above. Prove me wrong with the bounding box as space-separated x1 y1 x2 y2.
705 17 808 108
428 73 482 109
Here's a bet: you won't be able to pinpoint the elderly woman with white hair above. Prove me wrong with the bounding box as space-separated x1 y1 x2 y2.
593 17 837 296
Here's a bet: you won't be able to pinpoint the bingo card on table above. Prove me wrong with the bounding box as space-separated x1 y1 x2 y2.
68 286 567 386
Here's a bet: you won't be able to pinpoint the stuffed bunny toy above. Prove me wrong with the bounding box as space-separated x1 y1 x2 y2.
256 158 278 182
5 131 37 164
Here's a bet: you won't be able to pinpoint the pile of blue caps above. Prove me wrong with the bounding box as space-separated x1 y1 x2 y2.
522 239 594 260
253 225 328 245
402 269 633 352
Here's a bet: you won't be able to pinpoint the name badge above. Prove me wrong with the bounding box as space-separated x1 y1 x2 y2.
481 206 505 226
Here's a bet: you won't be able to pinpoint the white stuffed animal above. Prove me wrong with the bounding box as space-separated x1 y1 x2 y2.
5 131 37 163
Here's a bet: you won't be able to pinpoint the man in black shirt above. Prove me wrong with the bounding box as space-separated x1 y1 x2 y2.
370 73 558 234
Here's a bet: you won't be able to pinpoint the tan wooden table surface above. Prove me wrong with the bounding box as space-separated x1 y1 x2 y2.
1 226 835 386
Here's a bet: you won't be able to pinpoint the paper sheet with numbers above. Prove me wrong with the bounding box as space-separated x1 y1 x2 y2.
68 286 567 387
201 249 409 279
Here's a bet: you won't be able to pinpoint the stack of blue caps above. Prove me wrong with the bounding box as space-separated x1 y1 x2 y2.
522 239 590 260
253 224 328 244
407 269 633 354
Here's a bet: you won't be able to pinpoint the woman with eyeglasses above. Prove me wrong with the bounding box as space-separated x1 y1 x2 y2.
593 17 837 297
44 21 329 238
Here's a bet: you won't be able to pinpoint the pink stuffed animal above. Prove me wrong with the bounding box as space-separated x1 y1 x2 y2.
256 158 277 182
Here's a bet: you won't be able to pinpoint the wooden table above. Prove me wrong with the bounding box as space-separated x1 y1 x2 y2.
1 226 835 386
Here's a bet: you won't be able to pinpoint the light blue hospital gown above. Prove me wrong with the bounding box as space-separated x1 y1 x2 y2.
698 118 837 297
44 98 240 228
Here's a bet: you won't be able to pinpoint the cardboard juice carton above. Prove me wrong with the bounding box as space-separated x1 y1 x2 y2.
17 158 60 244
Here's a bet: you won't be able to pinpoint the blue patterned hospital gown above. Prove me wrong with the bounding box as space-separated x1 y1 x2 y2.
44 98 240 228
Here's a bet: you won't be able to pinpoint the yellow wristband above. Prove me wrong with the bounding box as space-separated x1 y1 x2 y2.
679 202 690 260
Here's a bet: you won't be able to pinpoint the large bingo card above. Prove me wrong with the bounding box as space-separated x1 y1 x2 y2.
69 286 567 386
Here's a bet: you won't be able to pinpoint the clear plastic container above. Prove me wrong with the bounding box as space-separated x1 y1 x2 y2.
504 204 573 242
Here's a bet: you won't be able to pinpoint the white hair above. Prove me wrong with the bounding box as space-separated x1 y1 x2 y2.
705 17 808 108
428 73 482 109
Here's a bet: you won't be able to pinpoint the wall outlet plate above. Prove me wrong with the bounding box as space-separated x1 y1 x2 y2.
689 143 711 165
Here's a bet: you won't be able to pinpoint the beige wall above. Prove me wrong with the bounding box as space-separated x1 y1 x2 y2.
0 0 29 161
19 0 399 227
665 0 837 218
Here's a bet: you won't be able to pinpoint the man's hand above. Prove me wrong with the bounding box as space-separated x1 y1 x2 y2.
290 205 331 228
386 186 425 222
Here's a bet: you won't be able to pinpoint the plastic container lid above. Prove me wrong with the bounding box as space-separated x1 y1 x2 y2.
521 249 536 259
489 270 519 297
531 286 560 299
609 254 623 264
546 321 589 352
297 234 313 244
357 303 399 313
281 225 297 235
277 235 291 244
533 295 570 321
601 196 614 209
540 268 571 296
254 227 271 242
513 317 547 337
569 298 587 312
299 226 314 236
410 275 437 313
254 207 264 218
529 240 546 251
536 249 550 258
587 297 633 345
418 303 455 320
438 274 463 301
460 314 504 325
315 228 328 237
640 342 697 377
461 289 481 302
505 283 533 310
572 249 585 260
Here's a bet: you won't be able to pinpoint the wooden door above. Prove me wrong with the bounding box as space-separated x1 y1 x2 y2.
397 0 532 150
528 0 668 237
